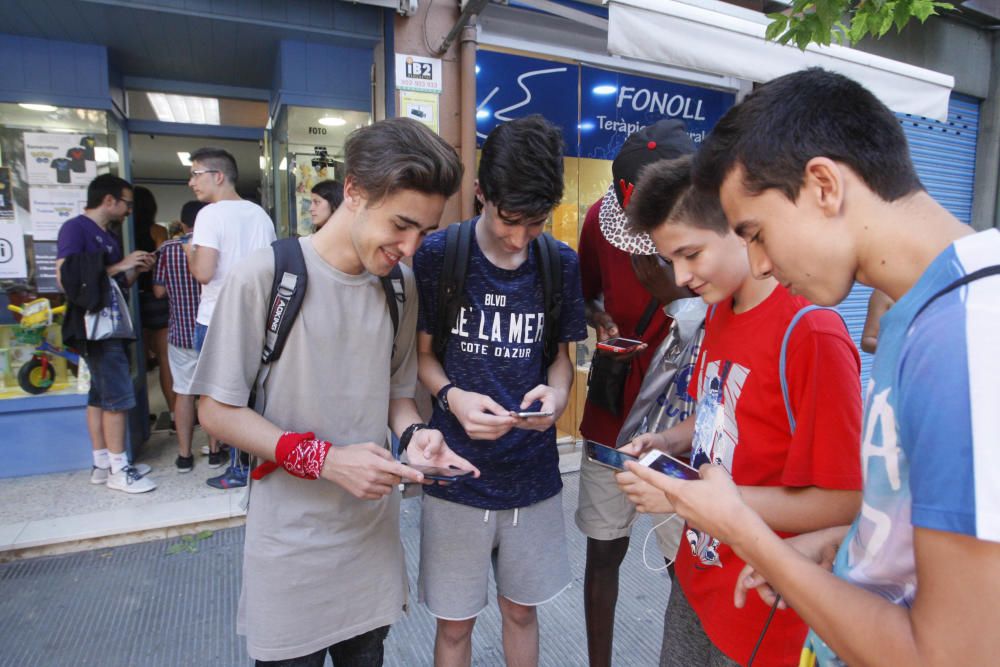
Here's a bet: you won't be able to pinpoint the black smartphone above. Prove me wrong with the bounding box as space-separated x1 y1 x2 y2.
405 463 475 482
585 440 638 472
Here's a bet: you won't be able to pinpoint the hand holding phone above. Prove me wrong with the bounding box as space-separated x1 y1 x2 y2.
404 463 475 483
585 440 638 472
638 451 700 481
595 337 645 355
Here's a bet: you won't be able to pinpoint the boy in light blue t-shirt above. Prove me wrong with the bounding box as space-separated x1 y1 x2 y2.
627 68 1000 667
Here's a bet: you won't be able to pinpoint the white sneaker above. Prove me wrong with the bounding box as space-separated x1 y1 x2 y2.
200 444 210 456
106 466 157 494
91 463 151 484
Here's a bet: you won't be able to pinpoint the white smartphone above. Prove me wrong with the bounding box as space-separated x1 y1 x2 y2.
638 451 700 481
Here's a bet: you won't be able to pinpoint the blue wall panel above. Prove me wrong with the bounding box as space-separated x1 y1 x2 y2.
0 394 92 478
0 34 111 110
272 40 373 114
837 94 980 388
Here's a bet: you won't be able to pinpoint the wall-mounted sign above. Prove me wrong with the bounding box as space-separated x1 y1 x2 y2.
396 54 443 93
579 66 735 160
400 90 440 134
475 50 578 155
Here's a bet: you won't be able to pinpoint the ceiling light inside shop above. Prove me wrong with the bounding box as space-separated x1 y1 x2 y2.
318 116 346 127
147 92 221 125
94 147 119 163
259 156 266 170
177 152 192 166
19 103 57 112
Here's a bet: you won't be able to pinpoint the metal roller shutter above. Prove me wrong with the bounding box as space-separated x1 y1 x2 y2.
837 94 979 387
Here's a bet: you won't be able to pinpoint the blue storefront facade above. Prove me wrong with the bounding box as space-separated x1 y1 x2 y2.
0 1 396 477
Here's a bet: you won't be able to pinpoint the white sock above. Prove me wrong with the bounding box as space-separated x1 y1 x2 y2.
93 449 110 469
109 452 128 474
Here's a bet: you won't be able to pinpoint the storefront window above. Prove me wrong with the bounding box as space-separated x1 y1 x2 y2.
269 106 370 237
0 102 119 399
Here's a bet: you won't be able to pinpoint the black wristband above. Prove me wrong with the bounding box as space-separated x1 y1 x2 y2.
399 423 429 453
436 383 456 413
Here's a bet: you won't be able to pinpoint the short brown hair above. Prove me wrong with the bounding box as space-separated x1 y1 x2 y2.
627 155 729 236
344 117 462 204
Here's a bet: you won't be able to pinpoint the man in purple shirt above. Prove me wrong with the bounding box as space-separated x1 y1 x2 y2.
56 174 157 494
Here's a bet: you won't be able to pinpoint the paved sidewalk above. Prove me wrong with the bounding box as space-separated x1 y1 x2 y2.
0 472 673 666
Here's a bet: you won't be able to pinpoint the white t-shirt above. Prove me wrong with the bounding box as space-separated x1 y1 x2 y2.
191 199 276 325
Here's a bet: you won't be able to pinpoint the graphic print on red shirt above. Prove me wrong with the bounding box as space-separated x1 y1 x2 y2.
676 284 863 666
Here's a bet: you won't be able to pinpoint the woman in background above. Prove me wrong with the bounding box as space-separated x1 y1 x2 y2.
308 179 343 232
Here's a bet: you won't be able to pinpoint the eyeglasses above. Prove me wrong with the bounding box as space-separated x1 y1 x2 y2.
189 169 220 178
117 198 134 210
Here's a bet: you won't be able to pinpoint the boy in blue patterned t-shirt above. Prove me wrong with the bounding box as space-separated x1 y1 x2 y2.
626 68 1000 666
413 115 586 667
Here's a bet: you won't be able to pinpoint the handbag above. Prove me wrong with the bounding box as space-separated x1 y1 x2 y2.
85 278 136 341
139 291 170 330
586 298 660 416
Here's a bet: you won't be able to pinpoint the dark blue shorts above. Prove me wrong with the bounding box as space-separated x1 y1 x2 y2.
82 340 135 412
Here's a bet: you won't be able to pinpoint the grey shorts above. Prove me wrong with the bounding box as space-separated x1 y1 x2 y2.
418 493 571 621
575 452 683 559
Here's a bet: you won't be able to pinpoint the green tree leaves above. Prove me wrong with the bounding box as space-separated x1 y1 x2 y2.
766 0 954 50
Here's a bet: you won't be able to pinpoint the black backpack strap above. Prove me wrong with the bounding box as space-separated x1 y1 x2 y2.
262 238 307 365
434 219 474 363
534 232 563 364
634 298 660 338
914 265 1000 321
380 264 405 353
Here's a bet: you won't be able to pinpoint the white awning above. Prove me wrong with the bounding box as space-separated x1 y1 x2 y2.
608 0 955 121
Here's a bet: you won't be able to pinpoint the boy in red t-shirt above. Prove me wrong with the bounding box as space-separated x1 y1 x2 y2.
616 155 863 667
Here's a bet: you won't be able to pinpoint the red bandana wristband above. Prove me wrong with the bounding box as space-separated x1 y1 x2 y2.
251 431 332 481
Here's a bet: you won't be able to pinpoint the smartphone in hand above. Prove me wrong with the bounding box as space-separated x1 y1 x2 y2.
585 440 638 472
404 463 475 482
638 451 700 481
596 337 644 354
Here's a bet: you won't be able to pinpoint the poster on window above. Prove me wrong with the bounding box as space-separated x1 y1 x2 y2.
29 187 87 240
0 223 28 279
24 132 97 186
0 168 13 222
33 241 59 293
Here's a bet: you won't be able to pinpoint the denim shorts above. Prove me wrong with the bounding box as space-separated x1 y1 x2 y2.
82 340 135 412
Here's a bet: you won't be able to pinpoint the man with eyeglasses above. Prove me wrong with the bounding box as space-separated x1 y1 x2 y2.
56 174 157 494
185 146 276 489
